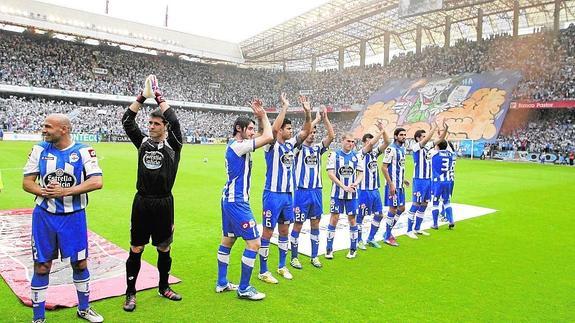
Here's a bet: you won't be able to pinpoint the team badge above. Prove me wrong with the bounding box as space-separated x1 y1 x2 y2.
69 152 79 163
294 207 301 214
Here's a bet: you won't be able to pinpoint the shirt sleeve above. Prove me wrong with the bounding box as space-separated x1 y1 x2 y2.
231 139 256 156
121 108 145 149
163 108 183 152
326 151 336 170
356 153 364 172
411 141 421 153
382 146 395 164
23 145 43 176
80 147 103 177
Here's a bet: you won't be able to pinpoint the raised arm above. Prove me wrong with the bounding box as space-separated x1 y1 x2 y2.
419 123 438 148
438 122 449 142
251 98 273 149
272 92 289 138
362 120 386 154
150 76 183 151
296 95 312 144
122 82 147 148
322 107 335 148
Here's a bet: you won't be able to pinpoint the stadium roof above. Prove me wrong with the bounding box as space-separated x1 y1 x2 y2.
0 0 244 63
240 0 575 70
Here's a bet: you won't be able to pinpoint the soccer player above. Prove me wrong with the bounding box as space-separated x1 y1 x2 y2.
216 98 273 300
23 114 104 323
358 121 390 250
121 76 183 312
325 133 365 259
436 139 456 228
381 128 409 247
258 93 311 283
405 124 448 239
429 140 456 229
289 106 335 269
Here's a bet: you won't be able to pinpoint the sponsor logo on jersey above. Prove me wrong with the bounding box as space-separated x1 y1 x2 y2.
280 153 294 166
367 160 378 172
69 152 79 163
43 168 76 188
304 154 318 166
338 165 354 177
143 151 163 170
88 149 96 158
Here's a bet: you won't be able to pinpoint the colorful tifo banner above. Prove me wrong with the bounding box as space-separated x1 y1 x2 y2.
0 209 180 309
510 100 575 109
261 203 497 257
352 70 523 141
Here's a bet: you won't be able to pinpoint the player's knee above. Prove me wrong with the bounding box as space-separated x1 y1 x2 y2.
34 262 52 275
156 244 171 253
398 206 406 213
247 238 261 251
71 260 87 271
131 245 145 253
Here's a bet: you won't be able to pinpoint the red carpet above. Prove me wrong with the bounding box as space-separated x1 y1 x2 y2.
0 208 180 309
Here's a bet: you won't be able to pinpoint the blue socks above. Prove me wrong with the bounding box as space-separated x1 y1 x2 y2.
445 203 454 224
310 228 320 258
368 214 383 241
290 230 300 259
73 267 90 311
384 211 395 240
350 225 358 251
326 224 336 252
31 273 49 320
217 245 231 286
356 213 365 243
259 238 270 274
278 236 289 268
432 205 440 227
240 249 257 291
415 204 426 230
407 204 418 232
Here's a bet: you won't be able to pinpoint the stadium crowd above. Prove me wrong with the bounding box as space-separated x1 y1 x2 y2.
3 25 575 107
496 109 575 156
0 96 356 142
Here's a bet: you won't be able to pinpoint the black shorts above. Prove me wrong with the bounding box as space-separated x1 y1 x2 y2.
130 194 174 247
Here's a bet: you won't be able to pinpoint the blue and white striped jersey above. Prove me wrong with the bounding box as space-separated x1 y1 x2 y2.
382 143 406 188
264 137 298 193
23 141 102 214
222 139 255 203
294 142 328 189
326 149 364 199
429 149 455 182
359 146 382 191
411 141 432 179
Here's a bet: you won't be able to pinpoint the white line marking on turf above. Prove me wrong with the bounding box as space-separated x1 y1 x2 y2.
259 202 497 257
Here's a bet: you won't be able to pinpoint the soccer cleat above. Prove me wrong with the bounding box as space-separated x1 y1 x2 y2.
448 223 455 230
416 230 430 236
357 241 367 250
346 250 357 259
406 231 419 239
122 293 136 312
258 271 279 284
430 225 439 230
159 287 182 301
215 282 238 293
367 240 382 248
237 286 266 301
384 236 399 247
311 257 323 268
290 258 303 269
32 319 46 323
77 307 104 323
277 267 293 280
325 250 334 259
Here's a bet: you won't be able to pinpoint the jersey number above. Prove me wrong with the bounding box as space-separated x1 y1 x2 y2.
441 158 450 172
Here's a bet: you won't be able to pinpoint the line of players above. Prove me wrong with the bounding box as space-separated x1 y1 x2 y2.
217 94 457 300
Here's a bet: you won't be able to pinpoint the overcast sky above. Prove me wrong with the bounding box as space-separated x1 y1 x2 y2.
36 0 328 43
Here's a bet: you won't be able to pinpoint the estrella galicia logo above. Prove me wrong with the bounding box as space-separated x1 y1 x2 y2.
304 154 318 166
367 160 378 172
280 152 294 167
338 165 354 177
43 168 76 188
143 151 163 170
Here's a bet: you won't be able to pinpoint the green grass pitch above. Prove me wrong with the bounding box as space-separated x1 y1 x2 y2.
0 141 573 322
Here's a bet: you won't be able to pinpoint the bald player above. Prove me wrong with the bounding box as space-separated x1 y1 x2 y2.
23 114 104 323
